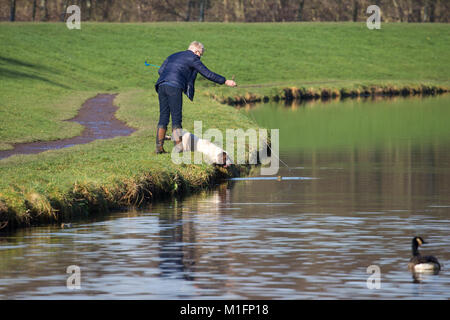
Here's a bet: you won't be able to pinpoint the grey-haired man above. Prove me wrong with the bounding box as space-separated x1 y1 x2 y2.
154 41 236 154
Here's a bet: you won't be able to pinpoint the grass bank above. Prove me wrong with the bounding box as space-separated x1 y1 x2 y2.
0 22 449 230
0 90 258 230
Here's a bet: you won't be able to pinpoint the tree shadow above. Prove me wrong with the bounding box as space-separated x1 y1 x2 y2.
0 56 39 69
0 56 60 72
0 67 70 89
0 55 70 89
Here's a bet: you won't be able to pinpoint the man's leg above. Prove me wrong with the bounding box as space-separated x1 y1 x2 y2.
156 85 170 154
166 86 184 153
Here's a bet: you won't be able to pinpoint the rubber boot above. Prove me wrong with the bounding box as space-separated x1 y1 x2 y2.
172 128 183 153
156 127 168 154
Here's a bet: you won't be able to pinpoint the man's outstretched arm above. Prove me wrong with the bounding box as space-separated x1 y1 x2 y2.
191 59 236 87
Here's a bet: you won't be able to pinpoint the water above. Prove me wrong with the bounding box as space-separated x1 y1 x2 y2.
0 95 449 299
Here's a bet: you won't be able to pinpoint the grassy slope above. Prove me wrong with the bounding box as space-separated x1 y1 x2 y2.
1 22 449 145
0 22 449 227
0 90 257 226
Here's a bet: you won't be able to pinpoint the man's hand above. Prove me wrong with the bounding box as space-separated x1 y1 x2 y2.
225 79 237 87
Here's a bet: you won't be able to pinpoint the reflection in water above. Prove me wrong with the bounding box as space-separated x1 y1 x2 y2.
0 96 449 299
0 148 449 299
159 204 184 278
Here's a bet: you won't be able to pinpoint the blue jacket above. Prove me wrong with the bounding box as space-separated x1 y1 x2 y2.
155 50 226 101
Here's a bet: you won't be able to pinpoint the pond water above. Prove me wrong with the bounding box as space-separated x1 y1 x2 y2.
0 95 449 299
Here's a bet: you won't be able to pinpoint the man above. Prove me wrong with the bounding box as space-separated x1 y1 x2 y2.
154 41 236 154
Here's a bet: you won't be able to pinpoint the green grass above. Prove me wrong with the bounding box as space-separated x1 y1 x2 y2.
0 22 449 229
0 90 258 228
1 22 449 144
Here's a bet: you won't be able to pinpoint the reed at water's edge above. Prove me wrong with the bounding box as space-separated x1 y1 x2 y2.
209 84 449 105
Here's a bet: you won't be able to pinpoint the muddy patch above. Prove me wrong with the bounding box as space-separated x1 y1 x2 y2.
0 94 136 160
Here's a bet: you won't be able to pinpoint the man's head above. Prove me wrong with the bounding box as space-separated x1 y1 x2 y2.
188 41 204 57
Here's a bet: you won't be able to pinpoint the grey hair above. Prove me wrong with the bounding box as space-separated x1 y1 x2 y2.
188 41 204 53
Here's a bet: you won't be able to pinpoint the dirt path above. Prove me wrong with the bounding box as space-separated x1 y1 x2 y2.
0 94 136 160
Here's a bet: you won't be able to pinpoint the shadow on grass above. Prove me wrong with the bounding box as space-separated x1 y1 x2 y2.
0 67 70 89
0 55 69 89
0 56 46 69
0 55 65 72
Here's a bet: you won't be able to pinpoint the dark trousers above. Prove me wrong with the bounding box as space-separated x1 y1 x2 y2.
157 84 183 129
